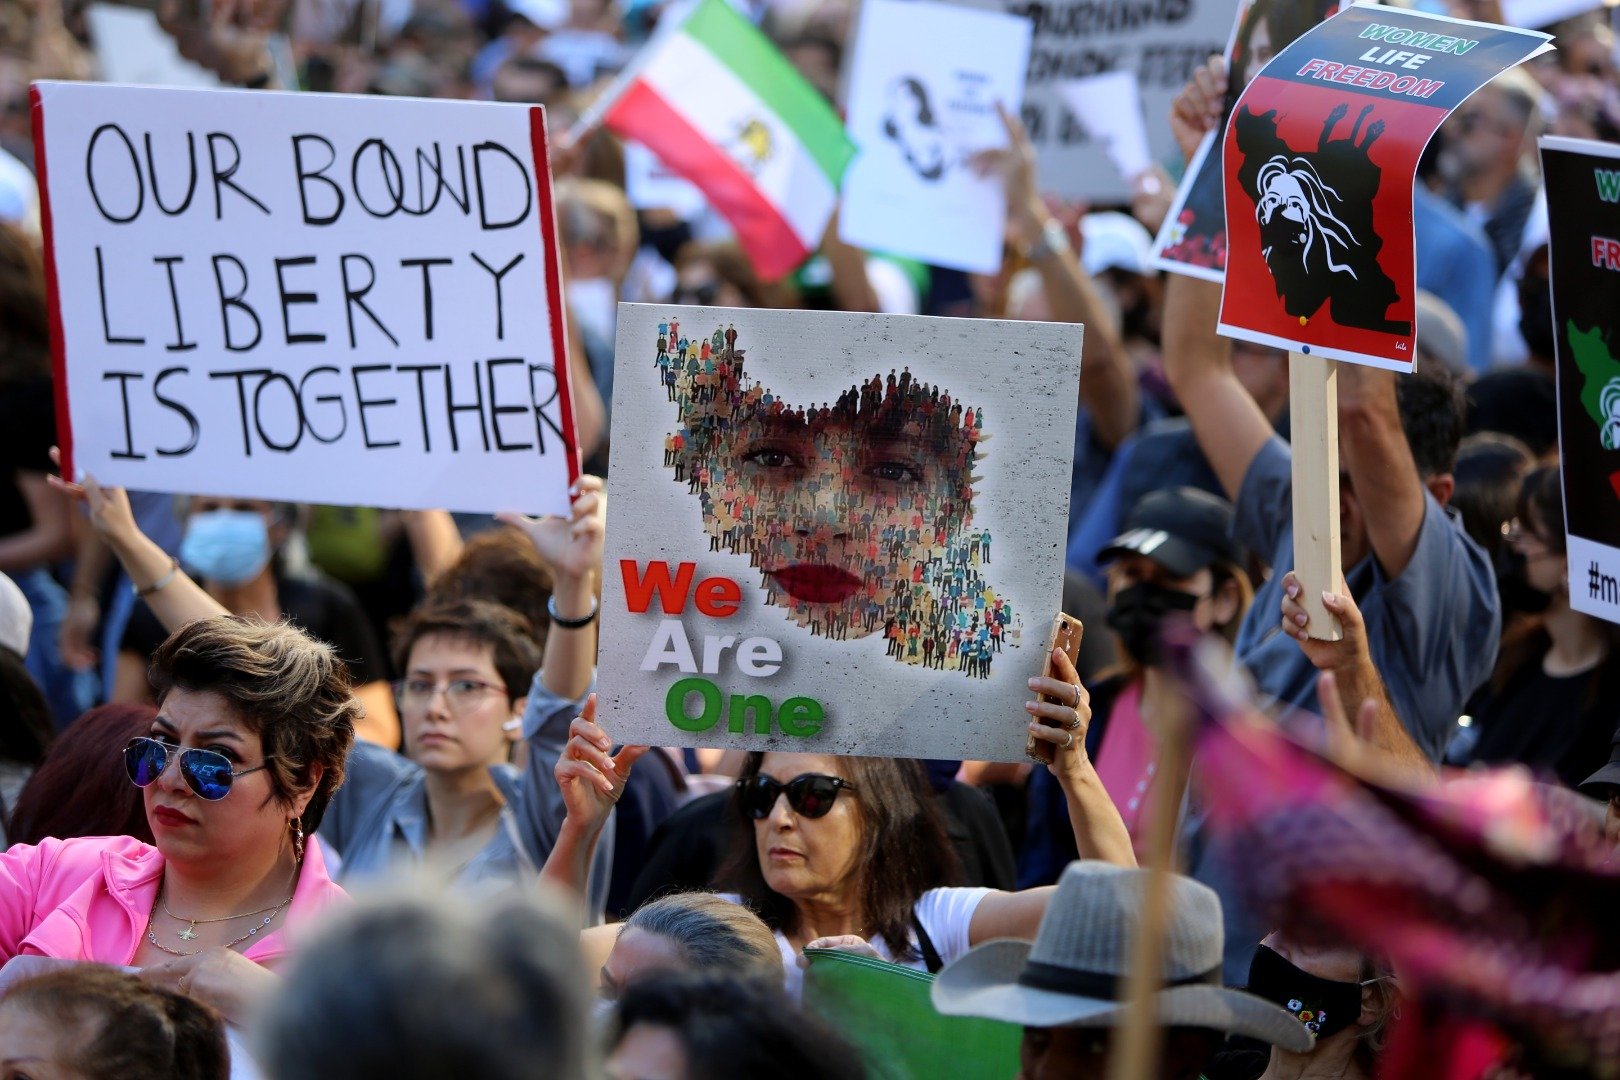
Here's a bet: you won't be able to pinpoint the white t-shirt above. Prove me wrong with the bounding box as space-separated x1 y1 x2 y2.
722 886 991 998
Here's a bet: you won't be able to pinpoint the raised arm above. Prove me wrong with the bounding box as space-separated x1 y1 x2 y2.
1159 61 1275 501
993 105 1137 451
821 210 884 314
48 453 227 631
542 695 646 917
967 643 1137 946
502 475 606 704
1282 572 1433 771
501 477 617 916
1335 365 1426 580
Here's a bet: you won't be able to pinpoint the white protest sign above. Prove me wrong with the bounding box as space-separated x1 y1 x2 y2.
33 82 579 517
1059 70 1152 183
949 0 1238 202
1501 0 1608 29
840 0 1032 274
84 5 222 88
599 305 1081 761
623 139 708 219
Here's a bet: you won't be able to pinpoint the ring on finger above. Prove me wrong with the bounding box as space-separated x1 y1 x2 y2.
1060 730 1075 750
1064 709 1083 731
1070 683 1082 709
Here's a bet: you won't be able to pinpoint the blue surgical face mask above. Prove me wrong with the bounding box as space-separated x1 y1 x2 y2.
180 510 271 586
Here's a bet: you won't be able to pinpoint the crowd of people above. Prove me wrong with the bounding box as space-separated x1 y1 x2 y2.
0 0 1618 1075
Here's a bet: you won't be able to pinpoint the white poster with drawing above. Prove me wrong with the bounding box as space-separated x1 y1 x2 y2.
839 0 1032 273
598 304 1081 761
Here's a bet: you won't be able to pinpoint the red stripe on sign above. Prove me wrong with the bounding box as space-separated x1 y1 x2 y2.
30 86 72 483
605 81 809 280
530 106 582 492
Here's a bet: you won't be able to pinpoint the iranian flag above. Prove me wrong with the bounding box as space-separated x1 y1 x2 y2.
582 0 854 279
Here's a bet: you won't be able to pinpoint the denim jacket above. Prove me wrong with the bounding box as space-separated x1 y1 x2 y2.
318 671 614 917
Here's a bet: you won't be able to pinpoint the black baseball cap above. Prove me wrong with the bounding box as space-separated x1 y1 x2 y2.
1097 487 1245 579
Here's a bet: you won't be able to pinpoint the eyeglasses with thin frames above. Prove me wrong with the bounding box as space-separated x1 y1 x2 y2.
394 677 509 715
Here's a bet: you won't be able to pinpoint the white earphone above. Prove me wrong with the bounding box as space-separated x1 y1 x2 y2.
502 718 522 732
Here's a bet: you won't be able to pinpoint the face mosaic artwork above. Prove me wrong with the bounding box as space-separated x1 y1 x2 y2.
656 317 1008 679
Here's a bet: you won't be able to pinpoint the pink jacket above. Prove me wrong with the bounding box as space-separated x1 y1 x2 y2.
0 834 347 970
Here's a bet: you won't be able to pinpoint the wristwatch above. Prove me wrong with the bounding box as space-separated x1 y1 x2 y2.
1024 219 1071 264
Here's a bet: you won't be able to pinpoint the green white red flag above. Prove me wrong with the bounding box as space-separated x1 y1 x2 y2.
580 0 855 279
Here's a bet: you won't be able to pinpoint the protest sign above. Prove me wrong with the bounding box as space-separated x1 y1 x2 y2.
597 305 1081 761
1215 3 1552 371
623 139 708 218
32 82 579 517
959 0 1236 203
840 0 1032 274
84 5 221 88
1501 0 1608 29
1058 71 1151 184
1152 0 1349 283
1543 136 1620 624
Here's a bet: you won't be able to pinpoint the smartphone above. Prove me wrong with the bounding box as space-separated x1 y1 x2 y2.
1026 614 1084 765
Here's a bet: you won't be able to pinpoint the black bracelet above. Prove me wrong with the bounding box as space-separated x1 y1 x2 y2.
547 594 599 629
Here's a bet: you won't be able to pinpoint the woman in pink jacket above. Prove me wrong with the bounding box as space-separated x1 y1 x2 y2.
0 613 358 1026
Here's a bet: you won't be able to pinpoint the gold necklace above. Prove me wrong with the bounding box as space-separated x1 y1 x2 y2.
162 893 292 942
145 885 295 957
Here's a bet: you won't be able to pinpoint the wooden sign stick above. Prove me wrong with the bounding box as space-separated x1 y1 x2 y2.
1288 351 1344 642
1106 689 1193 1080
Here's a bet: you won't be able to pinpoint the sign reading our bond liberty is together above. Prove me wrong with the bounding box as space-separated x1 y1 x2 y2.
33 82 580 517
1545 137 1620 628
1215 3 1551 372
598 306 1081 761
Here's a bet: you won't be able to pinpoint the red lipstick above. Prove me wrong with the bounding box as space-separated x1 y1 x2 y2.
151 806 196 828
768 565 862 604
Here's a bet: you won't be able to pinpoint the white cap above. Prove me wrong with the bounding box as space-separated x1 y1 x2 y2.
0 572 32 659
507 0 568 28
1081 211 1154 278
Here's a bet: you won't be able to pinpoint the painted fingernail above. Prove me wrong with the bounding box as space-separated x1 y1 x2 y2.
1295 613 1307 626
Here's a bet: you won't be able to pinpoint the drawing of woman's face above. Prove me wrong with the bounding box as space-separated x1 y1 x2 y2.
658 322 1006 672
726 399 964 630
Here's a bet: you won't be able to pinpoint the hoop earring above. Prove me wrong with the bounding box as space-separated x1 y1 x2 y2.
290 817 305 865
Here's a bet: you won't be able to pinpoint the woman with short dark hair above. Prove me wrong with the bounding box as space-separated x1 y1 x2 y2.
0 614 358 1026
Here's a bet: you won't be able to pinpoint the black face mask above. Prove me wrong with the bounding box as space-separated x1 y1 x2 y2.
1496 545 1554 617
1245 944 1366 1042
1518 273 1556 360
1105 581 1201 666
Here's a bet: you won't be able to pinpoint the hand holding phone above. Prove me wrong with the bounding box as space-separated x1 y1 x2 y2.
1026 614 1084 765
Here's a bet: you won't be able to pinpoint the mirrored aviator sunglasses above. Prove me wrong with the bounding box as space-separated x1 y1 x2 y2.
123 737 272 801
736 774 857 820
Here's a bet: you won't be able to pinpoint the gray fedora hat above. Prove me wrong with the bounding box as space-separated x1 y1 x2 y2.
932 862 1313 1052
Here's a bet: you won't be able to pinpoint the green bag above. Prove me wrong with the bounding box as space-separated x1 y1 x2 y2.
802 948 1021 1080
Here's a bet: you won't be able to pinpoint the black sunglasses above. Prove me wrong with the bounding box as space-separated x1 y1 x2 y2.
123 737 272 802
736 773 857 820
